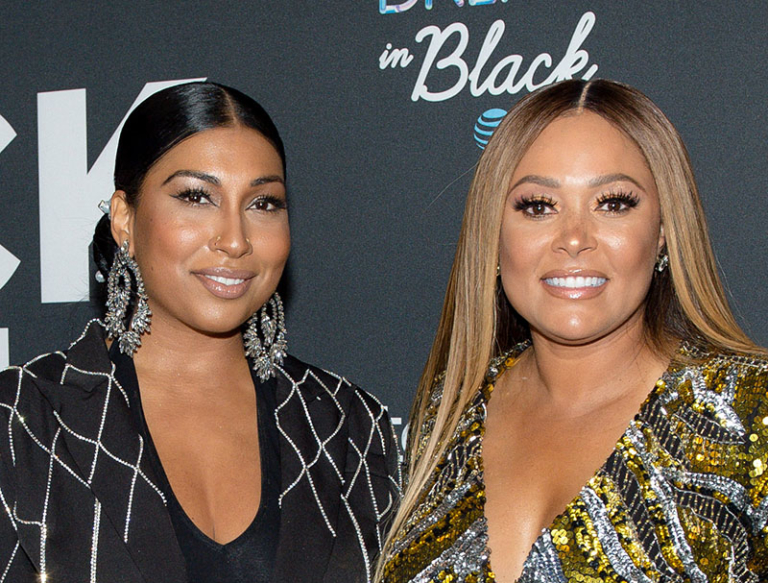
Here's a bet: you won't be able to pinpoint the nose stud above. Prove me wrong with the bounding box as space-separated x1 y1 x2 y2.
211 235 252 253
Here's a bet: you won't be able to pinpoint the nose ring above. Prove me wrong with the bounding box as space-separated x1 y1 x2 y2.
212 236 251 251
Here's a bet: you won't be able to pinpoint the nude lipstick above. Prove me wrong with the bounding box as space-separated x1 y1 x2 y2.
193 267 255 299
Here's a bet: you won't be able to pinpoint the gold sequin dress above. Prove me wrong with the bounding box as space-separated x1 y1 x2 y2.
381 346 768 582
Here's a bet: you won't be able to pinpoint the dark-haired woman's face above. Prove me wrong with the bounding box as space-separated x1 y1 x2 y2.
113 126 289 337
499 112 663 348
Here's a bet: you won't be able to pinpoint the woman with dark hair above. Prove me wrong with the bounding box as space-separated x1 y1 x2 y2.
378 79 768 582
0 82 400 583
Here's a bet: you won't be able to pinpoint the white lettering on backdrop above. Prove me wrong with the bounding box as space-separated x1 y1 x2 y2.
0 245 19 292
38 78 205 304
0 114 19 369
378 11 598 102
380 0 506 14
0 113 19 291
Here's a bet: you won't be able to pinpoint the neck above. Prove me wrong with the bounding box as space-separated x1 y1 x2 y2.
519 317 668 414
131 317 250 386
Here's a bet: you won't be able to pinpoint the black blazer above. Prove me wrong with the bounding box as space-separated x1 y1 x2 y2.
0 321 400 582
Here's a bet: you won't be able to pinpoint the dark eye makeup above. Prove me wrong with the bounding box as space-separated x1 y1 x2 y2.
172 187 212 205
513 189 641 218
250 195 288 212
172 187 287 212
595 190 639 212
514 195 557 216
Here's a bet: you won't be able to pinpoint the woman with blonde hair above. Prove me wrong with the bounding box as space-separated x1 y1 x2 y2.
378 79 768 582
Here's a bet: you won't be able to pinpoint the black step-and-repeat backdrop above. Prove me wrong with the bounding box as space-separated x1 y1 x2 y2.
1 2 766 442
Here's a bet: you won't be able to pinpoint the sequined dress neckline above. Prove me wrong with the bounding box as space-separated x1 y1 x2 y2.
481 348 674 581
383 344 768 582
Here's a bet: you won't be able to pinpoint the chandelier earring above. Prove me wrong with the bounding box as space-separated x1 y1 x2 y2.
103 240 152 356
655 252 669 273
244 292 288 381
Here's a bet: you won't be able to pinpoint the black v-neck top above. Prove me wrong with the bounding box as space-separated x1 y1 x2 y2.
110 344 281 583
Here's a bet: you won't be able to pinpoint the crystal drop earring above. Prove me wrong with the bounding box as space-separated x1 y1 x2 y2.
103 240 152 355
244 292 288 381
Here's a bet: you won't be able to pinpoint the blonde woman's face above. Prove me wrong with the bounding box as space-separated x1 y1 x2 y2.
498 111 664 347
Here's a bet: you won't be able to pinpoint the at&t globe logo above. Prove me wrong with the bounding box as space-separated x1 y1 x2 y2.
473 108 506 149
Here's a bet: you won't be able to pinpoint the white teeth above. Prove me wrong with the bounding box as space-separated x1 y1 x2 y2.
206 275 245 286
545 276 606 288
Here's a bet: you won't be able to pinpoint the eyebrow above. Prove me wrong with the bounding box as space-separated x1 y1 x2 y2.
510 175 560 189
162 170 285 187
510 173 646 191
163 170 220 186
587 173 645 190
250 175 284 187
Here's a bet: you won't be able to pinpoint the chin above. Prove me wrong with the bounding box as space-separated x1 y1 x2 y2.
531 321 613 346
186 314 251 337
552 335 606 347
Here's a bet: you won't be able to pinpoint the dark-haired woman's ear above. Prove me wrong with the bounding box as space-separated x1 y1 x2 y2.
110 191 134 252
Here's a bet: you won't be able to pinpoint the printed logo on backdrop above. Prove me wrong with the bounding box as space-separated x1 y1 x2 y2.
378 2 599 148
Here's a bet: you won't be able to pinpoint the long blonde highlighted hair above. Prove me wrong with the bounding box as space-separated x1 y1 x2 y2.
377 78 764 578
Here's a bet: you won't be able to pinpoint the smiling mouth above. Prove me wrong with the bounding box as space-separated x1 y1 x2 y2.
203 275 246 286
544 276 607 288
193 269 255 300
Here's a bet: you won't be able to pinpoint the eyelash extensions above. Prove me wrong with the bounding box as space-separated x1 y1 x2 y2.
172 187 288 212
514 189 640 216
514 195 556 213
594 190 639 211
172 186 212 205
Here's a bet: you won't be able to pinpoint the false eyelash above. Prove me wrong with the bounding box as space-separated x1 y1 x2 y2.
172 187 213 204
254 195 288 211
595 190 639 208
514 194 556 211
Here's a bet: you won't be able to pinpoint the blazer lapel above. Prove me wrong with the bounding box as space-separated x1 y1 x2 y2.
32 321 186 583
